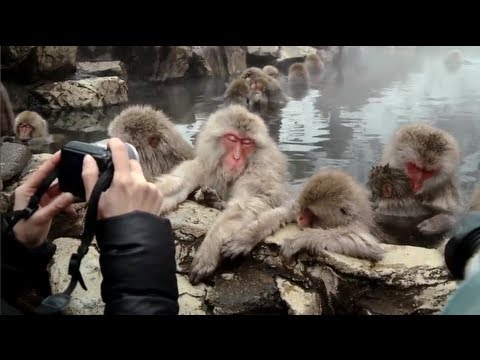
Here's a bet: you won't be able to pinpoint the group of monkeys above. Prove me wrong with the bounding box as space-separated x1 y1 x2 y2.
1 51 479 285
224 52 330 112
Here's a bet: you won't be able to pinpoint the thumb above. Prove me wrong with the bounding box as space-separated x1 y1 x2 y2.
34 193 75 223
82 155 99 202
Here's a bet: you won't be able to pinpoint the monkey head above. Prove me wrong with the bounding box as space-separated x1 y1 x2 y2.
297 169 371 229
196 105 272 179
262 65 279 79
240 67 266 81
367 164 413 202
224 79 252 105
385 124 460 194
14 111 48 141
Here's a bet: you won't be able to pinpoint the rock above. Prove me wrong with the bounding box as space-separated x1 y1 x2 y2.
177 274 207 315
1 46 35 65
49 238 104 315
247 46 280 57
0 191 14 213
49 203 88 240
30 76 128 110
76 61 127 80
205 264 285 315
49 107 120 132
152 46 194 82
77 46 115 62
276 277 322 315
4 153 52 192
46 201 457 315
165 201 220 272
32 46 77 80
197 46 228 78
0 142 32 182
224 47 247 78
274 46 319 73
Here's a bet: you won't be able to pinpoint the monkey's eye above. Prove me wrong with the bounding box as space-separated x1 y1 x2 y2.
241 139 254 146
18 123 33 129
225 134 239 142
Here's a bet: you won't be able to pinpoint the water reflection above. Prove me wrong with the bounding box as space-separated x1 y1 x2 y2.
43 47 480 202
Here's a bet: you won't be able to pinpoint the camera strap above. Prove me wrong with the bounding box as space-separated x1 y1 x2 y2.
3 169 60 232
34 163 114 315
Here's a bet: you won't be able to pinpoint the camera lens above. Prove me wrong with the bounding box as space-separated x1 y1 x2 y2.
444 211 480 279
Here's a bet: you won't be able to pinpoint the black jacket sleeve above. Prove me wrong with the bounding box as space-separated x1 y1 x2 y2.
95 211 179 315
1 215 56 302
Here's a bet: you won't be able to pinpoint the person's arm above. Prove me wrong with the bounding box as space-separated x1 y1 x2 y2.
96 211 179 315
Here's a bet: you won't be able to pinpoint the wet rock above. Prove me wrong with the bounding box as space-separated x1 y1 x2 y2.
224 46 247 78
197 46 228 78
49 107 120 132
77 46 115 62
275 46 319 71
49 202 88 240
46 201 456 315
31 76 128 110
0 142 32 182
4 153 52 192
177 274 207 315
1 46 35 65
152 46 194 82
246 46 280 68
32 46 77 80
206 264 285 315
76 61 127 80
49 238 104 315
165 201 220 272
276 277 322 315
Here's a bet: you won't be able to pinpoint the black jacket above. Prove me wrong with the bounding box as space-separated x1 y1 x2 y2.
1 211 179 315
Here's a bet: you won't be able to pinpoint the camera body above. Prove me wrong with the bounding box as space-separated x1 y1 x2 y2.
58 140 139 201
444 211 480 280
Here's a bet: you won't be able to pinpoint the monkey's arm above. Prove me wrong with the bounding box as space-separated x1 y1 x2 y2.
281 224 385 262
417 213 457 236
155 160 203 214
221 200 298 258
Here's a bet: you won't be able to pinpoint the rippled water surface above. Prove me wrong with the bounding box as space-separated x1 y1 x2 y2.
45 46 480 201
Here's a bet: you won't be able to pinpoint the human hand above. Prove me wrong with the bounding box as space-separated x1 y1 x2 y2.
13 151 75 248
81 138 164 219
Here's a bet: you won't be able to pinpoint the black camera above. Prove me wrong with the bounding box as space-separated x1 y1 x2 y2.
58 140 139 201
444 211 480 280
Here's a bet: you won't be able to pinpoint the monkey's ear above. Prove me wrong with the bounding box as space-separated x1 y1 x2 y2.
383 184 393 198
148 136 160 149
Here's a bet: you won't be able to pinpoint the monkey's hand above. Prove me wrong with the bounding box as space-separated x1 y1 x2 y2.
221 225 258 259
280 234 305 261
189 240 221 285
417 213 456 235
193 186 226 211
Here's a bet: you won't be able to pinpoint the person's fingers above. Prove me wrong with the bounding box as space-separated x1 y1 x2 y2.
108 138 130 177
82 155 100 202
129 159 146 182
22 151 61 189
34 193 75 223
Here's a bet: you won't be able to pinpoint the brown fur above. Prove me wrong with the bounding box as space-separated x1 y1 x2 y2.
155 105 291 283
470 184 480 211
304 54 324 78
288 63 309 87
1 83 15 137
281 169 385 261
379 123 462 236
240 67 287 104
262 65 280 79
224 79 252 107
445 49 464 71
14 111 49 139
108 105 194 181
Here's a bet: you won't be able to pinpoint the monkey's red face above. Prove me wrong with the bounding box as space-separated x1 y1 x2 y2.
17 123 33 140
222 132 256 175
297 208 315 228
405 162 438 193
